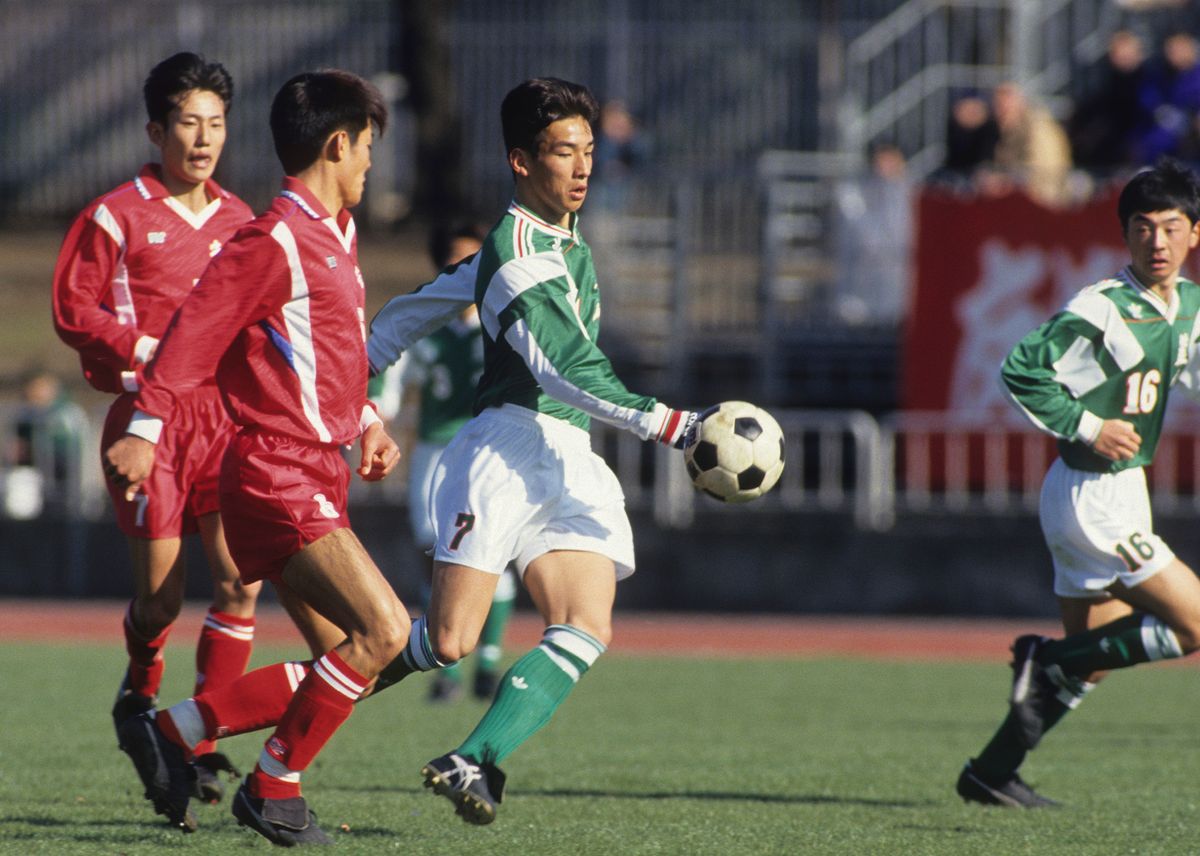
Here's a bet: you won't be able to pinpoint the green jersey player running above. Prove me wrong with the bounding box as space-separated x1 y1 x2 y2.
958 158 1200 808
367 77 701 825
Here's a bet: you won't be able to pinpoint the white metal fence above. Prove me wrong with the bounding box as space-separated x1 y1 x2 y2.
14 403 1200 532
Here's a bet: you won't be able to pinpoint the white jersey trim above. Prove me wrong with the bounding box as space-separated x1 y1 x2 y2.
270 220 333 443
481 252 570 340
92 204 136 326
162 195 222 230
503 319 659 439
1063 290 1144 371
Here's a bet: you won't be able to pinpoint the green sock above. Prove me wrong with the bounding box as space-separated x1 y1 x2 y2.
1039 613 1182 675
476 590 516 676
457 624 604 766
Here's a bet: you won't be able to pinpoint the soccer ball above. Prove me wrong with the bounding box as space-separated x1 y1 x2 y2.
683 401 785 503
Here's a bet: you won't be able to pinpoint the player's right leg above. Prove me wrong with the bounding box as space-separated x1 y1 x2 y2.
115 536 186 733
188 512 261 804
229 527 409 846
958 595 1128 807
473 569 518 700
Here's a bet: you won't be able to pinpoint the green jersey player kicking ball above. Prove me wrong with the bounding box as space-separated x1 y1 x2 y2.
958 158 1200 808
366 77 702 825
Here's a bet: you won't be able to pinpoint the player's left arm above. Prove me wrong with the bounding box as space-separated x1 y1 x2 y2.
501 288 695 446
366 254 479 374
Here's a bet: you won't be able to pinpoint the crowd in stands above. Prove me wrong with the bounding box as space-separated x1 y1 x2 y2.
935 28 1200 206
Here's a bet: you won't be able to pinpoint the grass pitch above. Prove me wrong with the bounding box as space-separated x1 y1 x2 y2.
2 642 1198 855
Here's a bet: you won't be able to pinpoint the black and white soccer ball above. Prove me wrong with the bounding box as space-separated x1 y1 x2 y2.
683 401 785 503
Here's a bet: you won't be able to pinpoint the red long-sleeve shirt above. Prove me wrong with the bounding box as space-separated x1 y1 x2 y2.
133 178 375 446
52 164 253 393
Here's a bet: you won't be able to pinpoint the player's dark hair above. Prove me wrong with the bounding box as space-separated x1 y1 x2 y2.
270 70 387 175
1118 158 1200 227
501 77 599 156
429 218 489 269
143 52 233 127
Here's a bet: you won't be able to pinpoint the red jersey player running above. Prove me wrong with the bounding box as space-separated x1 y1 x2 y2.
104 70 405 845
52 52 258 805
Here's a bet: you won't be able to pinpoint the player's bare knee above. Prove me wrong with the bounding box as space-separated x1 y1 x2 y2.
135 594 182 635
428 626 476 664
211 577 258 614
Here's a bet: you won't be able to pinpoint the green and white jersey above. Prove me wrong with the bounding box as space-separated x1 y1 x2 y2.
368 202 677 440
401 315 484 444
1001 267 1200 473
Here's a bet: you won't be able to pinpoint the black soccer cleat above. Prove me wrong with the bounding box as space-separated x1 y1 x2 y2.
111 670 156 740
116 711 197 832
192 752 242 805
428 673 464 704
1009 634 1055 750
421 752 506 825
472 670 499 701
956 761 1059 808
232 778 333 847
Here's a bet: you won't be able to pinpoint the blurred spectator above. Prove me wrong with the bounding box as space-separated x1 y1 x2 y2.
1070 29 1147 171
4 371 86 517
833 143 914 327
940 93 1000 186
1134 31 1200 163
978 81 1074 207
589 99 649 215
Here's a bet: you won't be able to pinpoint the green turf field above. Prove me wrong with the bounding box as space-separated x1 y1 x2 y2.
2 643 1198 855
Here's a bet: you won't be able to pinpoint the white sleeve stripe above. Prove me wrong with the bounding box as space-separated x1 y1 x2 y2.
504 320 658 439
270 221 332 443
997 373 1069 439
481 252 571 340
1063 291 1144 370
92 203 126 248
92 205 138 326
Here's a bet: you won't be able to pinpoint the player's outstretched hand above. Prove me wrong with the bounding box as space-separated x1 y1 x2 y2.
104 435 156 501
1092 418 1142 462
359 421 401 481
656 408 700 450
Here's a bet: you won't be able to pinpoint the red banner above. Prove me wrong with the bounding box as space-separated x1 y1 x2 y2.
903 189 1126 415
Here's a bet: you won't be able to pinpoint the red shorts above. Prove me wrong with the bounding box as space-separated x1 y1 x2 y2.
102 383 234 538
219 429 351 584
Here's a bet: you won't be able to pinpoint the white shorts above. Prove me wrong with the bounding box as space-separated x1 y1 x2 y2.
429 404 635 579
406 441 445 549
1039 458 1175 598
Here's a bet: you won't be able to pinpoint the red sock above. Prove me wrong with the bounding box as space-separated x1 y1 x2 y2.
251 650 366 800
192 608 255 756
123 602 170 699
193 661 310 740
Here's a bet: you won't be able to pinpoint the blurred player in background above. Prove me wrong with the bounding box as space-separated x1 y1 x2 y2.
958 158 1200 807
367 76 703 825
368 218 517 704
51 52 258 805
105 69 404 844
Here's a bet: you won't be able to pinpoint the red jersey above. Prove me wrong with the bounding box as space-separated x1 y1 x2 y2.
134 178 374 446
52 164 253 393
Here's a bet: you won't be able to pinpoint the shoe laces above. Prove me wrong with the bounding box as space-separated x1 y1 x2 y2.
448 754 483 790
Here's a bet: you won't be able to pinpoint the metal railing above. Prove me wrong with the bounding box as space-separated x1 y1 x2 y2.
839 0 1122 178
14 402 1200 533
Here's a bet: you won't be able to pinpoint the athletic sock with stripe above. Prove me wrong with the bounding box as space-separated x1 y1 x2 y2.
457 624 604 766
